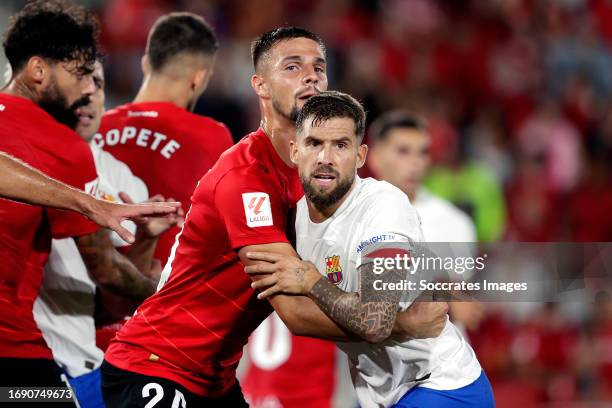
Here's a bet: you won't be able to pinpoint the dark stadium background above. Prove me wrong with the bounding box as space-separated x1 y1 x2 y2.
3 0 612 406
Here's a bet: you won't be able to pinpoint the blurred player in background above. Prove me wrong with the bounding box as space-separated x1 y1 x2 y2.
242 312 342 408
368 111 485 333
94 12 233 265
247 91 493 408
101 27 437 407
34 61 182 408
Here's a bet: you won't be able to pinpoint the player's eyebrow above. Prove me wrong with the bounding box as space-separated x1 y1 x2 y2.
313 57 326 65
281 55 327 65
303 135 321 144
281 55 303 64
93 75 104 89
333 136 353 145
304 135 353 145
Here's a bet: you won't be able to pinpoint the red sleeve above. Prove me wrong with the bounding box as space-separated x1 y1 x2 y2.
38 139 100 239
214 167 289 249
209 122 234 160
218 124 234 153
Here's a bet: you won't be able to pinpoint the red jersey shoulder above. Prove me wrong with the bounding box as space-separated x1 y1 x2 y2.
182 113 233 147
204 131 270 183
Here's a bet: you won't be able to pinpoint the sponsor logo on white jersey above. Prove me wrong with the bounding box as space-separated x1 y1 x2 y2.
242 192 273 227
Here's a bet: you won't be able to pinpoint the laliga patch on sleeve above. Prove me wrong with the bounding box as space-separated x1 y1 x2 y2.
242 192 273 227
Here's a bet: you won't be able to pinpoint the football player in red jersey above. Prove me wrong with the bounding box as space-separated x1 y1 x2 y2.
94 12 233 265
0 0 164 388
101 27 442 408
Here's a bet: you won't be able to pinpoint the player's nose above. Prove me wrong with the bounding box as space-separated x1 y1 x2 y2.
81 74 96 95
302 65 319 86
316 144 334 164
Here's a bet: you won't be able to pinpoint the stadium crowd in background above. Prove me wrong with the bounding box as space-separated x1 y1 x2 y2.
1 0 612 407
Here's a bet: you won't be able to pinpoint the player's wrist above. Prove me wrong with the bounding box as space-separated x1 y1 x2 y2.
392 310 416 340
135 225 160 241
75 190 97 219
303 263 322 293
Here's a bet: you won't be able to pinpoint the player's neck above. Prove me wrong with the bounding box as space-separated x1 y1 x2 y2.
407 189 417 202
260 109 296 168
2 76 38 101
133 76 189 110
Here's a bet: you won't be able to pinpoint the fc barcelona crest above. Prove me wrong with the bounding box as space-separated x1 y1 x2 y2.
325 255 343 284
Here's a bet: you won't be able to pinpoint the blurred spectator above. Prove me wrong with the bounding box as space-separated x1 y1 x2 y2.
0 0 611 405
516 97 582 193
505 154 562 241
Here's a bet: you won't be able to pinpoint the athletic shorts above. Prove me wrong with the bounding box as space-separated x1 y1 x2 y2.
67 367 105 408
393 370 495 408
101 360 249 408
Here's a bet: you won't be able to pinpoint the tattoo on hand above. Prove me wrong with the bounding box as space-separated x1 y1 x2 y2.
295 267 305 286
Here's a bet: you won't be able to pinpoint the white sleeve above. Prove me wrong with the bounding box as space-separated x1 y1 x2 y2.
355 188 424 269
363 188 423 242
103 155 150 247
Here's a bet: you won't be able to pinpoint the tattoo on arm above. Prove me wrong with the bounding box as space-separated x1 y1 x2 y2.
308 274 398 343
75 229 156 301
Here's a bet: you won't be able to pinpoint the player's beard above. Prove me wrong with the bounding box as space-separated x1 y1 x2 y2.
272 96 299 122
301 165 354 212
38 76 90 130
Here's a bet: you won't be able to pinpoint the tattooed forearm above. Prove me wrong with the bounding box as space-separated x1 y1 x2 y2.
308 278 397 343
75 229 156 301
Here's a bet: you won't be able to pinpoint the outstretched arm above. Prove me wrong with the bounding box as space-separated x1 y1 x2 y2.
0 151 180 243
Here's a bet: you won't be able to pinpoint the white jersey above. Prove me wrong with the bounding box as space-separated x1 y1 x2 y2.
412 188 476 243
33 146 148 377
295 177 482 408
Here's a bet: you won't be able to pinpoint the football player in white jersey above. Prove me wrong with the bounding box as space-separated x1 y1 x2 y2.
246 91 494 408
367 111 484 333
34 61 183 408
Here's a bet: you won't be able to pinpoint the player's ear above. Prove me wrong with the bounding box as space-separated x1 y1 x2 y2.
26 56 46 86
141 55 151 76
356 143 368 169
290 139 299 165
192 68 210 93
251 74 270 99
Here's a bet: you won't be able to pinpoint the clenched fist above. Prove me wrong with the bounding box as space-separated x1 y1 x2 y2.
393 300 449 340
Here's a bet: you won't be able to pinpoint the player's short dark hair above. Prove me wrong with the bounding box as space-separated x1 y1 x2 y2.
146 12 218 72
3 0 100 73
297 91 366 141
368 111 427 144
251 27 325 71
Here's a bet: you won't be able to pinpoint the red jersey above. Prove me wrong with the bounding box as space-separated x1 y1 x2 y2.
0 93 99 359
243 313 336 408
105 128 303 397
94 101 233 263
